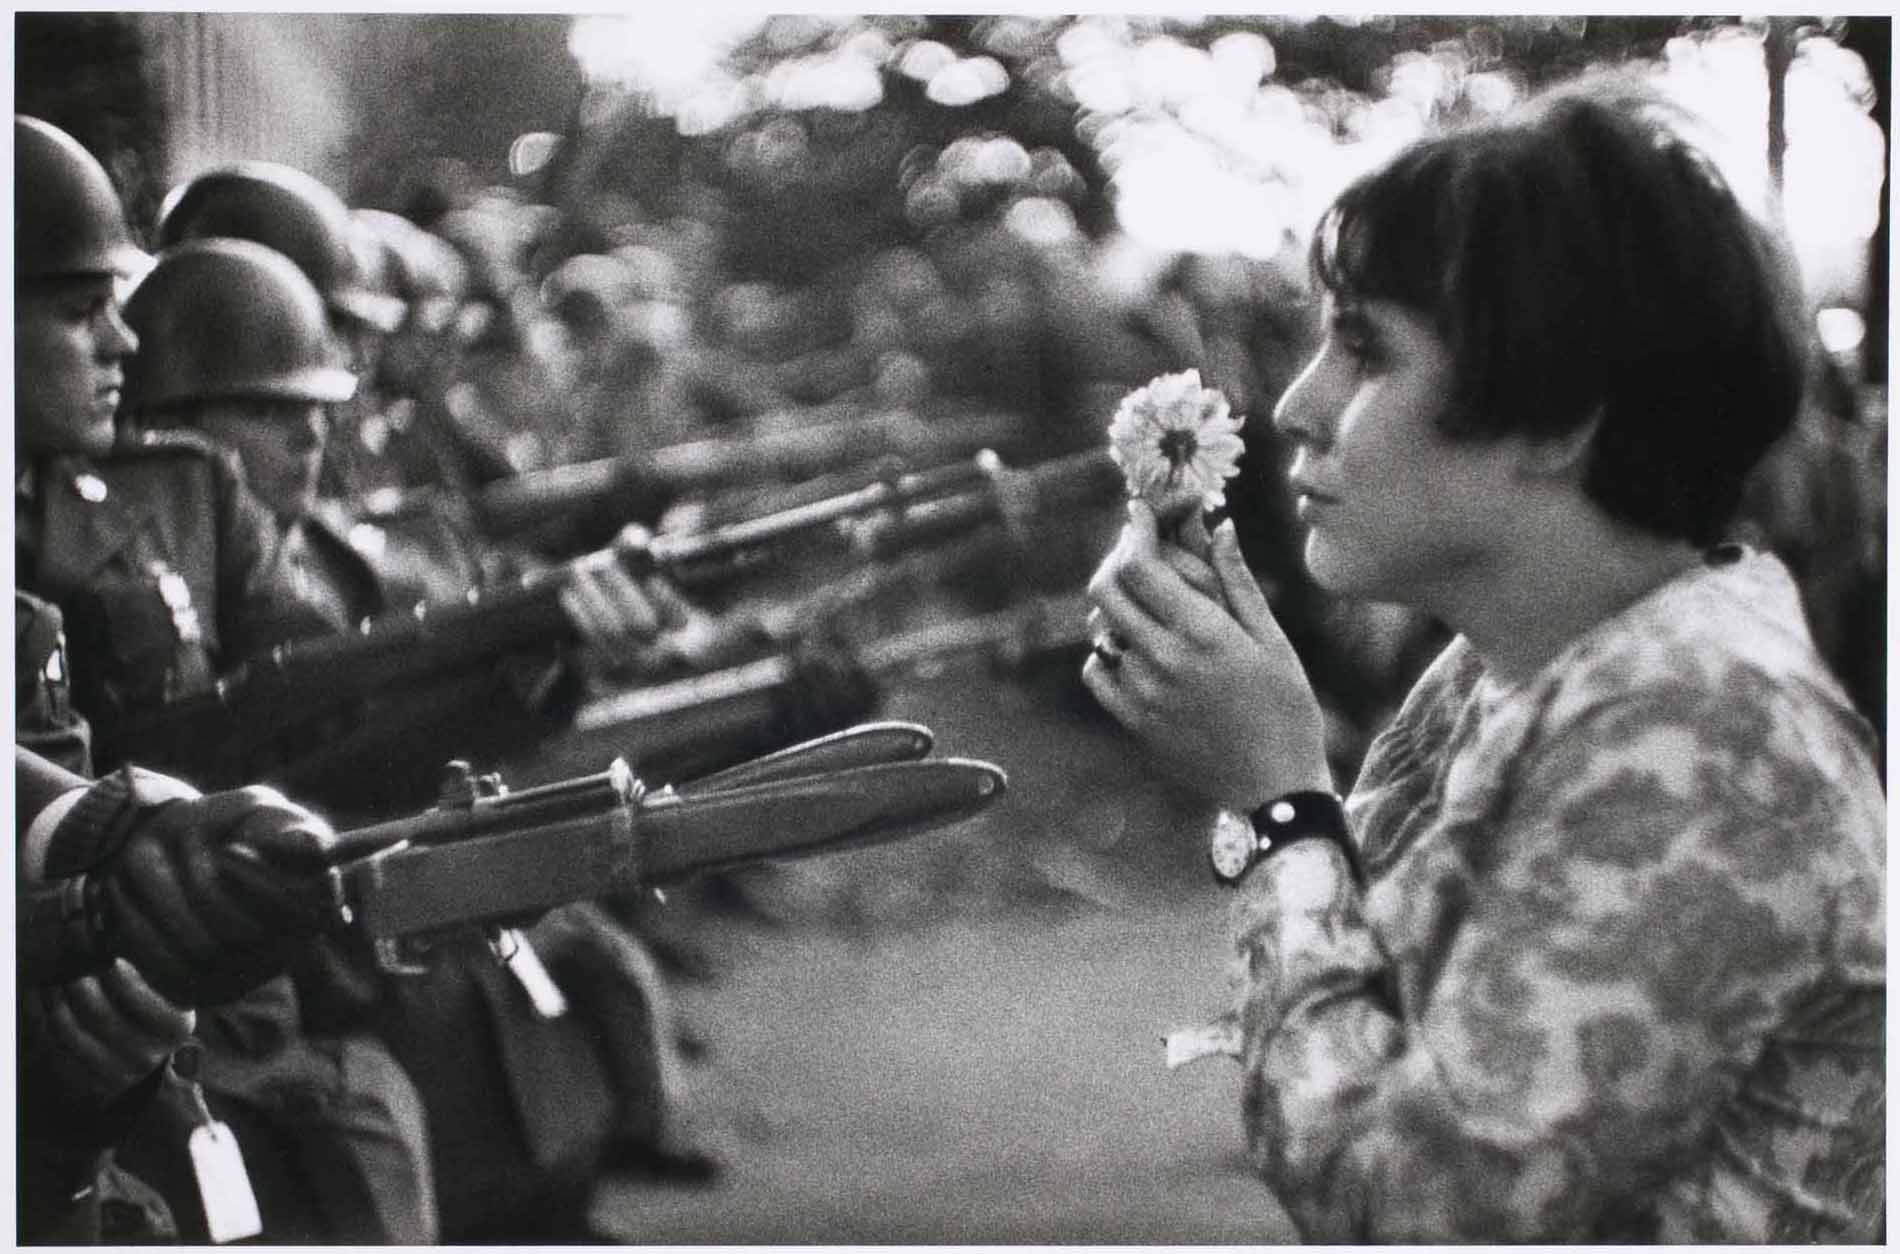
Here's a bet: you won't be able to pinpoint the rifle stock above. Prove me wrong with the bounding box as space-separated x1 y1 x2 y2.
92 576 573 779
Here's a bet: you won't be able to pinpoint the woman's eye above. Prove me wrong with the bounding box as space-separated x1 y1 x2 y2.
1335 333 1382 371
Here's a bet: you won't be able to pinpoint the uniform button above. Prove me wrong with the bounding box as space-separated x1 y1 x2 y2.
72 473 108 502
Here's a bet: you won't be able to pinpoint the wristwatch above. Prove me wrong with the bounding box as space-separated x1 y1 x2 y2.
1209 790 1362 886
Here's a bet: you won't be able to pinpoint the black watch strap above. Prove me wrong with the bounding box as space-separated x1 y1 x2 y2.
1252 790 1363 885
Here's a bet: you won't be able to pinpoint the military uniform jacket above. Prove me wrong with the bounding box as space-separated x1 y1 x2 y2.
263 501 569 819
17 431 337 760
17 590 93 775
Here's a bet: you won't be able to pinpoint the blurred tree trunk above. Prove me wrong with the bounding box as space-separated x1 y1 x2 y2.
1764 20 1796 211
1839 16 1889 383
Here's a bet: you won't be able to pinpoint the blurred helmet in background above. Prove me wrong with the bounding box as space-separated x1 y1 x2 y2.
158 161 405 334
353 207 469 334
542 253 640 335
122 237 357 414
15 114 142 282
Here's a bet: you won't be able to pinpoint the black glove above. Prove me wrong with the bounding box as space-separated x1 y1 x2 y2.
45 771 343 1007
18 957 195 1110
770 634 880 745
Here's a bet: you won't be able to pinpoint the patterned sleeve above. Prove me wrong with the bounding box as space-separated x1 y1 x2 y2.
1228 665 1846 1241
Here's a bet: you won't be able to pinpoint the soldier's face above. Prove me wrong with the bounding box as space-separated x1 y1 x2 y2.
15 276 137 457
195 399 330 521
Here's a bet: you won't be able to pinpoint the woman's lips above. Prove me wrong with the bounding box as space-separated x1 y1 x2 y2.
1290 477 1338 521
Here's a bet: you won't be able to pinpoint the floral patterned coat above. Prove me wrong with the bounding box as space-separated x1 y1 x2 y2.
1220 546 1884 1241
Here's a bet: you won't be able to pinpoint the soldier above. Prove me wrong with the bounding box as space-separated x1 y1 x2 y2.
154 159 414 503
16 112 438 1245
349 206 488 496
118 231 713 1239
118 234 710 811
17 744 349 1244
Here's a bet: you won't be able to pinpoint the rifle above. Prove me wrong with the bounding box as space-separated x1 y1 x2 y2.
368 405 1024 546
92 449 1117 780
26 722 1007 986
523 593 1092 785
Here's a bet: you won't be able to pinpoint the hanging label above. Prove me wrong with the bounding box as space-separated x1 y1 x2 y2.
497 927 569 1019
188 1121 262 1244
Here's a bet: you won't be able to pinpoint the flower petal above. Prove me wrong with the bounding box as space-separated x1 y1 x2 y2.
1105 370 1248 517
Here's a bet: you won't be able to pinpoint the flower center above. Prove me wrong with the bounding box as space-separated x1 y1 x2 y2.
1157 429 1199 478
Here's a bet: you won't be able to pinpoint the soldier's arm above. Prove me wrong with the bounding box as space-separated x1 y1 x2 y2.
18 746 342 1005
17 748 198 1212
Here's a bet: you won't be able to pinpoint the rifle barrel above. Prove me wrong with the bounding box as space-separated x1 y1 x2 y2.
95 446 1106 781
852 448 1120 560
473 408 1020 539
571 594 1089 736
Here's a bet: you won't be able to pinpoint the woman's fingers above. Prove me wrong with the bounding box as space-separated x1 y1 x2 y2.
1087 571 1172 660
1211 519 1282 644
1116 553 1236 655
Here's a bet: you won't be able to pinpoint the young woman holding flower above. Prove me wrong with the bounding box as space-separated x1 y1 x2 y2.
1083 81 1884 1242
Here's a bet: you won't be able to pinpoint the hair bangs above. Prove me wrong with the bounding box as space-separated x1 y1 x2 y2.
1307 152 1453 322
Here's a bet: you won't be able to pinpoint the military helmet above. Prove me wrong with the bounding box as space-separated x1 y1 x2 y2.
121 237 358 413
156 161 405 333
15 115 141 281
352 207 469 332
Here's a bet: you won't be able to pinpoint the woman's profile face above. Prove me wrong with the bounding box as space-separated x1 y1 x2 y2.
1270 294 1527 607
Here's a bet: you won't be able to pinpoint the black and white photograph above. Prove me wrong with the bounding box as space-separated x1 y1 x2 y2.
13 11 1888 1244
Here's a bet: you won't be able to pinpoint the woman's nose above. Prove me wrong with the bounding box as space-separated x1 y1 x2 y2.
1271 352 1333 447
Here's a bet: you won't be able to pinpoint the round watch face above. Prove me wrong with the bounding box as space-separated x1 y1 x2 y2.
1209 810 1257 880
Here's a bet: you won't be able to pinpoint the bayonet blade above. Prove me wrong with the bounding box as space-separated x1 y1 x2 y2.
641 758 1005 880
338 756 1005 940
677 721 934 795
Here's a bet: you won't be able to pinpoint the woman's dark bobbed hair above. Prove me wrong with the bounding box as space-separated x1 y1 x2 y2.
1309 77 1809 547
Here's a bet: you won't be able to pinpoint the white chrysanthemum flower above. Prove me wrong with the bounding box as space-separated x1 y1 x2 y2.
1106 369 1246 521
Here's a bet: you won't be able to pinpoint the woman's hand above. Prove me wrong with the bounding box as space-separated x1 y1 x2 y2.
1083 502 1331 811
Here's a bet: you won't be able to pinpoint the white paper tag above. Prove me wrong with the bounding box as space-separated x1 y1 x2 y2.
1163 1017 1244 1070
188 1121 262 1244
499 928 569 1019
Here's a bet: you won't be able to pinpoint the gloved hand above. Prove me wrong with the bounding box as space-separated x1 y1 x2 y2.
19 957 195 1108
771 633 880 744
48 772 344 1007
563 524 752 677
559 526 673 673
